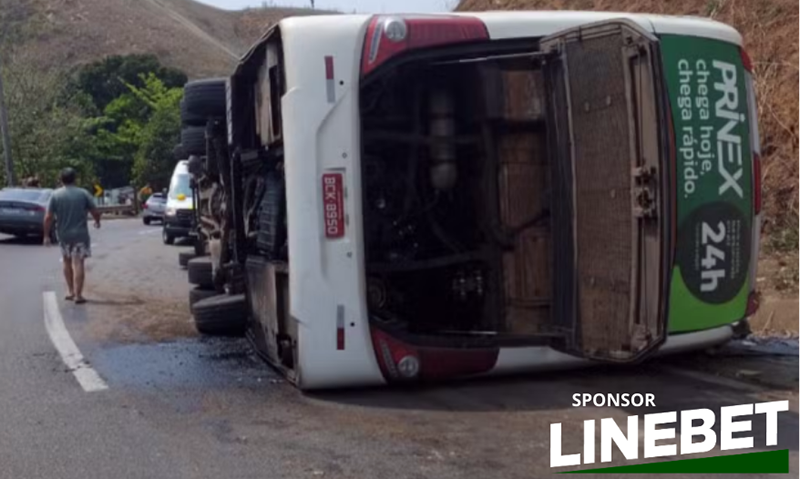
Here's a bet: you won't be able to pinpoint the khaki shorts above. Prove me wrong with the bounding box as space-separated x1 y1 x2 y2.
61 242 91 259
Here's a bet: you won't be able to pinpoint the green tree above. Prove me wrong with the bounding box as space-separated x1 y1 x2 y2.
133 102 181 190
0 53 96 188
68 57 187 189
89 92 147 188
128 73 183 190
74 54 187 113
82 71 184 189
0 1 43 47
0 24 188 189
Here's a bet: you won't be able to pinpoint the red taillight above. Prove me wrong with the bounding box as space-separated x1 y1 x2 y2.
371 328 419 380
753 152 762 214
361 15 489 76
370 327 499 382
740 47 753 73
26 205 44 212
143 203 149 209
745 291 760 316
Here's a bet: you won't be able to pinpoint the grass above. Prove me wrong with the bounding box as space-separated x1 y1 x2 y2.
765 221 799 255
764 217 799 293
8 0 320 78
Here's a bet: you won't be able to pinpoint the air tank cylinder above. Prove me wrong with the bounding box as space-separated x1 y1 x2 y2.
428 89 457 191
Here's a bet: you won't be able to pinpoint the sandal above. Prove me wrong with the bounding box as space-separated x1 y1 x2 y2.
65 295 75 301
75 297 87 305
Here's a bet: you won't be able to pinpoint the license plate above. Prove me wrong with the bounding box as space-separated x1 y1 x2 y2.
322 172 345 239
0 208 24 215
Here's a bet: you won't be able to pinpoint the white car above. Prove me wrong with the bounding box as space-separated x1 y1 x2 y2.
183 11 761 390
142 192 166 225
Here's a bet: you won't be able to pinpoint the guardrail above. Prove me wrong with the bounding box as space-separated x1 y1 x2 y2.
96 204 137 216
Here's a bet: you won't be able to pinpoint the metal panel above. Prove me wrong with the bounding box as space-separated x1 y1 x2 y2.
542 20 666 362
565 30 634 358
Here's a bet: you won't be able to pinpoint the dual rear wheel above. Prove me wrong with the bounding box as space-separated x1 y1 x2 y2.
177 78 244 337
186 257 246 337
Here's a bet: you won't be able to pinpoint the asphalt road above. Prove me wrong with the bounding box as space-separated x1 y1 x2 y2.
0 219 796 479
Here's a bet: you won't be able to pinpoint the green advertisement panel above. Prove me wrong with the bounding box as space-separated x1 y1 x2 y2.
660 35 753 332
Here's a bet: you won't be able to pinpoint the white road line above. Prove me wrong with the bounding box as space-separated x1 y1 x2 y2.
42 292 108 392
138 229 161 235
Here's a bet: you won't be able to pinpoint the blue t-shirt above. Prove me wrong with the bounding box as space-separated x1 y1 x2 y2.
48 186 96 245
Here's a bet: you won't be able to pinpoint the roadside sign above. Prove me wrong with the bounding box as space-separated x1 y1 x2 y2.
94 184 103 197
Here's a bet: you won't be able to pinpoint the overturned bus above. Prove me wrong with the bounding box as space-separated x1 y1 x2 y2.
177 11 762 390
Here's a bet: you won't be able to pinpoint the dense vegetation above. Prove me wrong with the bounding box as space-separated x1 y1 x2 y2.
0 52 186 192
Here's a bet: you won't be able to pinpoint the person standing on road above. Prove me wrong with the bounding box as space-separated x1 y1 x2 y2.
43 168 101 304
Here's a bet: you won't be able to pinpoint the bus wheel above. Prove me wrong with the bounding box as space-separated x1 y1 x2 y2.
182 78 227 121
189 286 217 307
193 237 206 256
181 126 206 157
178 251 197 268
191 294 247 336
187 257 213 289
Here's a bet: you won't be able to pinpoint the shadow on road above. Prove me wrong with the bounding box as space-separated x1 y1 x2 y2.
0 234 44 246
308 360 799 452
173 237 195 247
81 298 146 307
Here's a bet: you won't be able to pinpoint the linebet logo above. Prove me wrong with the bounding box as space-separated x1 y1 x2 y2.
550 394 789 473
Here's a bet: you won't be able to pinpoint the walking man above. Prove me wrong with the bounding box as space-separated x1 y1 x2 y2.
43 168 101 304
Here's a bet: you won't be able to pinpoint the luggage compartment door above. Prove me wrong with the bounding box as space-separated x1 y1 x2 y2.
541 19 668 362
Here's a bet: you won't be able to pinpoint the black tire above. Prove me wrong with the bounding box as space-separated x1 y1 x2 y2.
189 286 217 307
193 237 206 256
191 293 247 336
256 171 286 258
180 99 206 127
187 256 213 288
178 250 196 267
162 227 175 245
183 78 227 121
173 143 186 161
143 217 151 226
182 126 206 157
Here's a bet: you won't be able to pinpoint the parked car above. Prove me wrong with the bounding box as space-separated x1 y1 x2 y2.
0 188 55 241
142 192 166 225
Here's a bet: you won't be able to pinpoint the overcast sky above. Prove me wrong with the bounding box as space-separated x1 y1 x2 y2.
195 0 453 13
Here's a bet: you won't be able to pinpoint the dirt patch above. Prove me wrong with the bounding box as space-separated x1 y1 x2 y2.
82 222 203 344
750 297 799 336
752 254 798 336
19 0 321 78
86 289 197 344
758 253 799 297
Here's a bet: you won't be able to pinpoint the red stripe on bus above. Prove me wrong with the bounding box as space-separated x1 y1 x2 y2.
325 56 334 80
336 328 345 350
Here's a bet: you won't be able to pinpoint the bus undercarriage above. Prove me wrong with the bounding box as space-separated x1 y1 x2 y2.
181 19 669 384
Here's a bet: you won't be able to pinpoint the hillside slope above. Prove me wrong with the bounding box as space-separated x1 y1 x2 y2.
458 0 798 241
13 0 322 78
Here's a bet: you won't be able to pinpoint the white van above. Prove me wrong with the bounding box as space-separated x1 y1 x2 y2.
181 11 761 389
162 160 196 245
